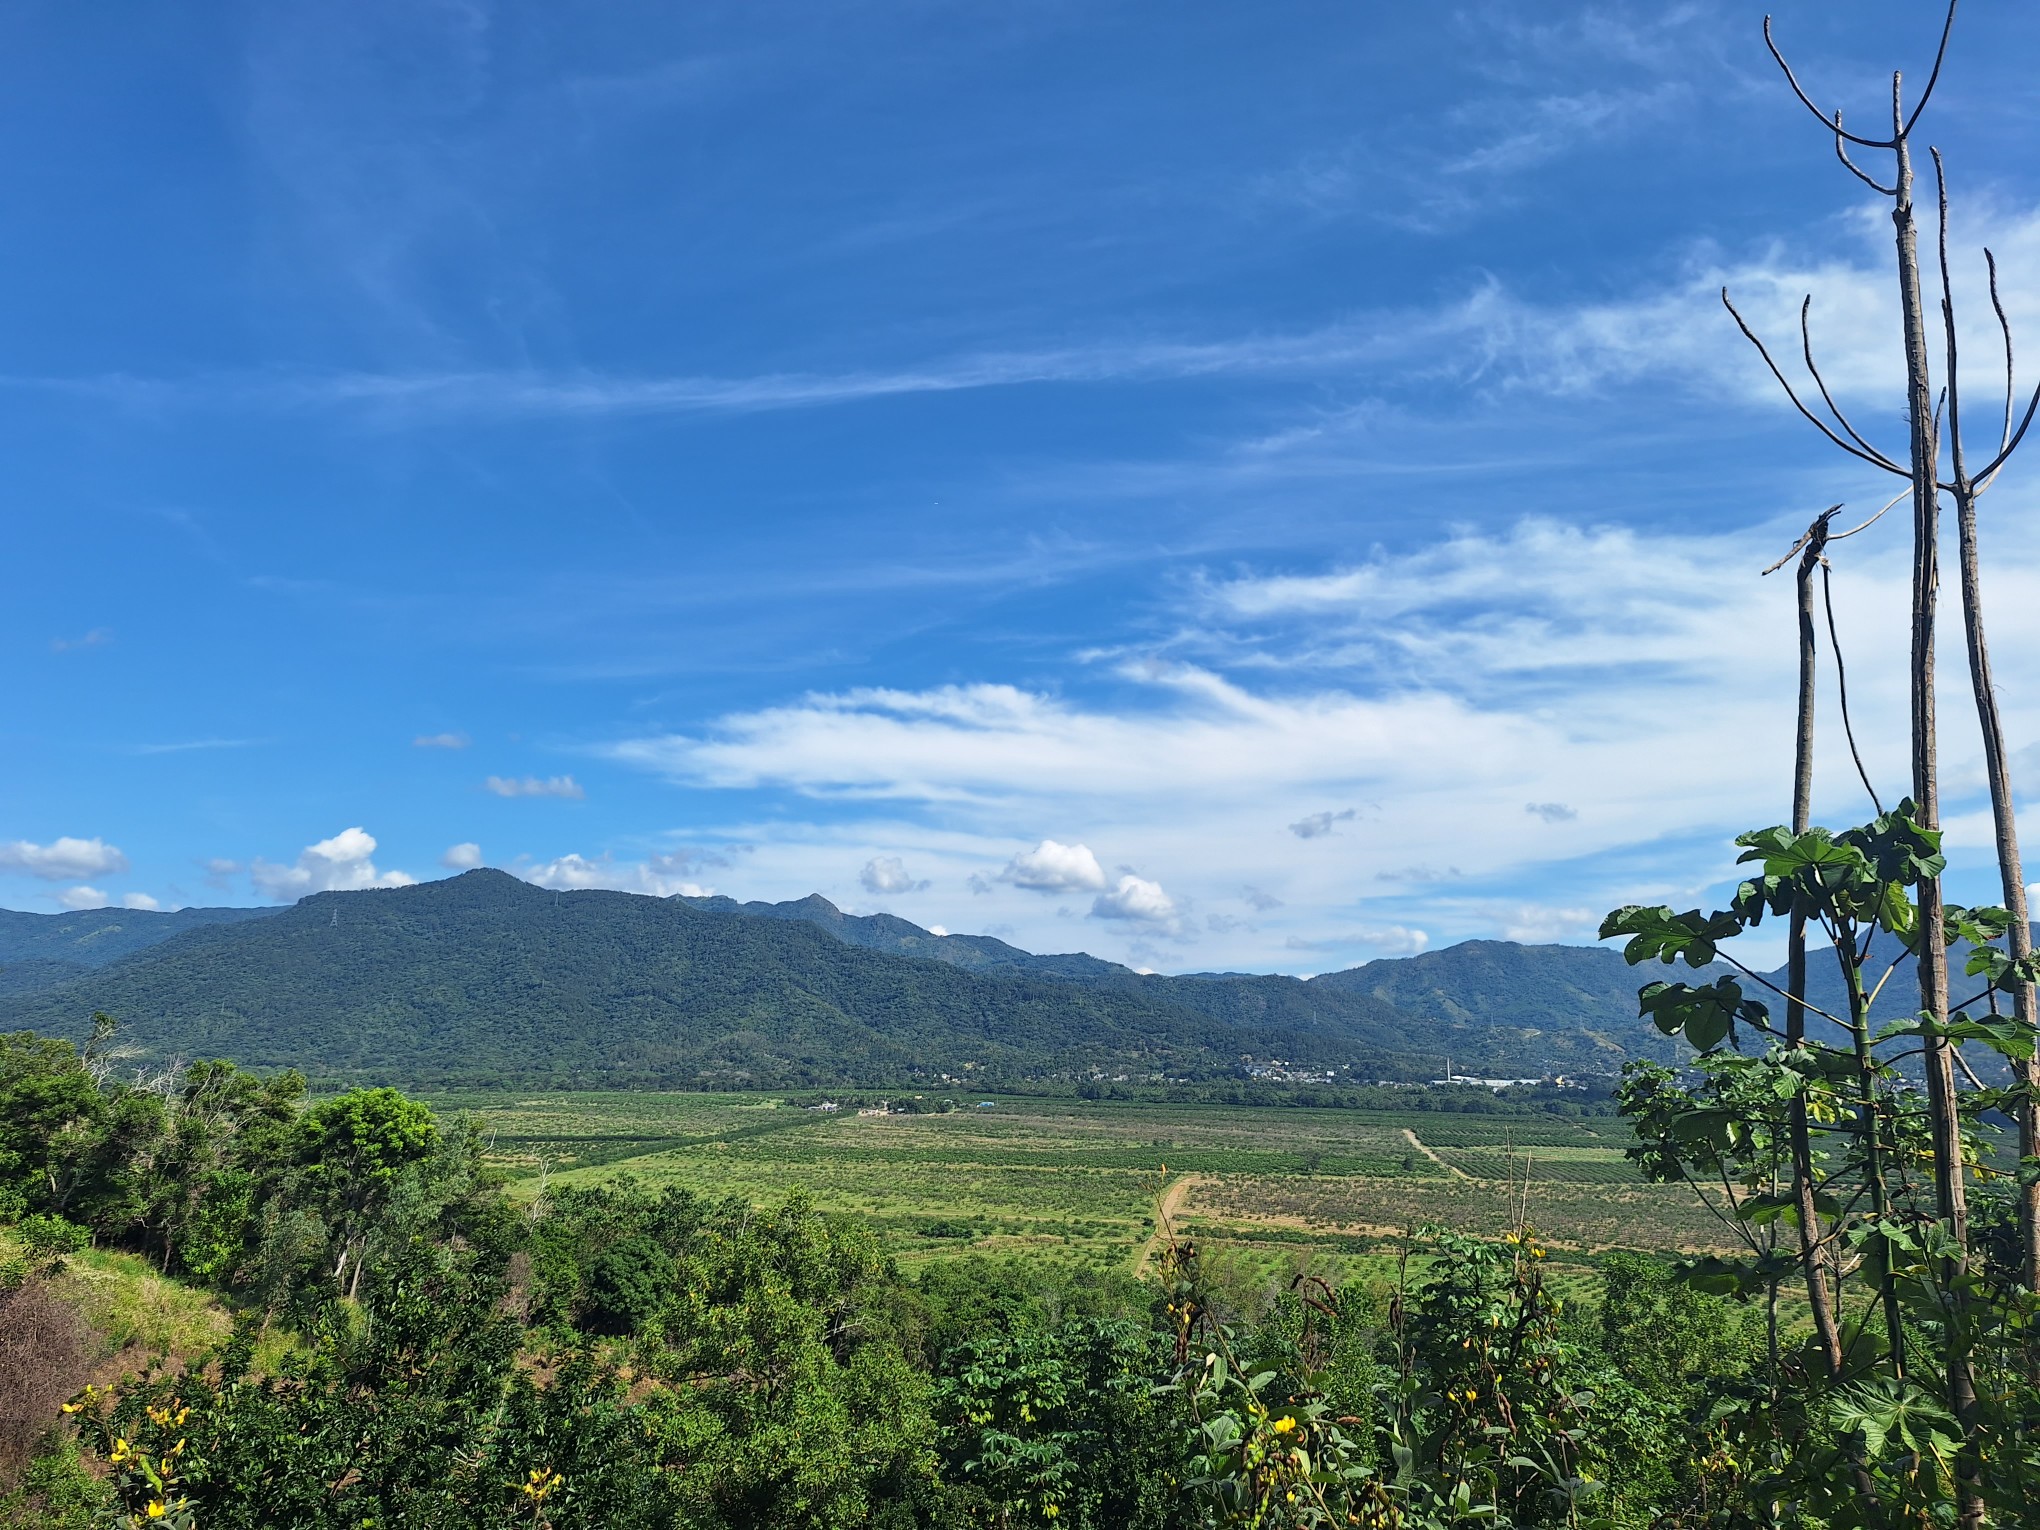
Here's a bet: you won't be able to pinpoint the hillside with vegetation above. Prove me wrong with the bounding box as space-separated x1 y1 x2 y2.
0 871 1680 1089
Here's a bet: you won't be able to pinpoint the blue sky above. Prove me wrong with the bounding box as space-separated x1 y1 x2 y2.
11 0 2040 973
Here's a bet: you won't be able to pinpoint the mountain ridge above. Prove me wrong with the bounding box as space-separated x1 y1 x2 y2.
0 871 1683 1087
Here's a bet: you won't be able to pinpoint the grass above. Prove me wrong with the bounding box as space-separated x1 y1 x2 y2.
434 1092 1739 1285
0 1229 231 1368
53 1247 231 1362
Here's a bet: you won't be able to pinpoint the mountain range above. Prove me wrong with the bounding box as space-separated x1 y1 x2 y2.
0 870 1697 1088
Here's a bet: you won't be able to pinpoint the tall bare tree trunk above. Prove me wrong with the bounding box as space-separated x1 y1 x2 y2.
1954 483 2040 1293
1787 528 1847 1377
1891 94 1982 1529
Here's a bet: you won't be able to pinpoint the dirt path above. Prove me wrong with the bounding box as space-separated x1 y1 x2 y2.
1134 1172 1203 1276
1402 1127 1471 1180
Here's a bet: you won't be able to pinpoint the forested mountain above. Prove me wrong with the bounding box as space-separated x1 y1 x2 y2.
0 902 276 969
0 872 1679 1087
1313 940 1696 1036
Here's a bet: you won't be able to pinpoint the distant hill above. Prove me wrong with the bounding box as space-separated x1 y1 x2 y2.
1315 940 1669 1033
681 894 1660 1076
679 893 1131 981
0 872 1688 1089
0 903 277 972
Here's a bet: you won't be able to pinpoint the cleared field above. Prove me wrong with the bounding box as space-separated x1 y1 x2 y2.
432 1092 1736 1277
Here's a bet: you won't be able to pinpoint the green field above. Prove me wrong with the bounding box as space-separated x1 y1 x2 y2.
432 1091 1737 1289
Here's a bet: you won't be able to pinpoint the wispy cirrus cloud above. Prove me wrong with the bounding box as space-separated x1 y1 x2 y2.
600 497 2040 971
133 738 269 755
18 199 2038 432
484 774 586 799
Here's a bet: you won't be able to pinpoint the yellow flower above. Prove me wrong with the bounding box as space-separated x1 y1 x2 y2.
146 1504 167 1520
110 1439 132 1464
1272 1417 1298 1434
61 1402 82 1414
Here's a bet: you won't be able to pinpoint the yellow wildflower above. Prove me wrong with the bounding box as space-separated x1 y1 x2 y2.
1272 1417 1297 1434
146 1504 167 1520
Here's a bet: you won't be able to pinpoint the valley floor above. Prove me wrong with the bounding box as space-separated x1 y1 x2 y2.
437 1091 1737 1294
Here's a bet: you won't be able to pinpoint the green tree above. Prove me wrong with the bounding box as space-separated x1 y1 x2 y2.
297 1086 437 1298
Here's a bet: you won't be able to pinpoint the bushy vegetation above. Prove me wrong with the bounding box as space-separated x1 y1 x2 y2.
10 1021 2033 1526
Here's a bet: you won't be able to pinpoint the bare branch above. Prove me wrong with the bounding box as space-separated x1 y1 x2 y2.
1723 288 1909 477
1764 16 1897 148
1831 489 1905 542
1934 148 1971 490
1824 559 1886 816
1967 380 2040 489
1760 506 1839 577
1802 295 1907 470
1835 118 1898 197
1903 0 1961 138
1985 248 2016 468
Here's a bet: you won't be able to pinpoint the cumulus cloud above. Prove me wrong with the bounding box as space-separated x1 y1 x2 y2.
1289 808 1356 839
1000 839 1107 894
1242 885 1284 911
521 850 712 898
250 828 416 902
441 842 485 870
120 892 162 911
415 732 470 749
1091 874 1177 924
485 774 585 799
1525 802 1578 823
0 837 130 881
57 886 109 910
860 856 929 895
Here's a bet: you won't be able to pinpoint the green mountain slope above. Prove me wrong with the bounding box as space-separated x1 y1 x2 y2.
1310 940 1686 1070
0 871 1480 1087
0 903 277 972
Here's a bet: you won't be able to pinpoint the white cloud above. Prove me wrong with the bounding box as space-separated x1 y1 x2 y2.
56 886 108 911
250 827 416 902
441 842 484 870
0 837 130 881
1499 905 1602 944
1091 874 1178 925
485 774 586 799
1290 925 1430 957
1000 839 1108 894
50 627 113 653
120 892 162 911
521 850 711 898
860 855 929 895
603 491 2040 973
135 738 264 755
927 924 949 936
1525 802 1577 823
415 732 470 749
1290 808 1356 839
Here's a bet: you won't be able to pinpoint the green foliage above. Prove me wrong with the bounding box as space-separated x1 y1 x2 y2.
936 1318 1188 1528
1605 803 2040 1523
